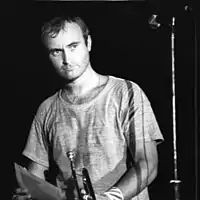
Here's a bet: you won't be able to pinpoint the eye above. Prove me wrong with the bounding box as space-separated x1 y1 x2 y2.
70 44 78 51
50 49 62 57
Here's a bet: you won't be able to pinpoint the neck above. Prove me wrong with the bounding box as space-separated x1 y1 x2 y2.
64 65 100 96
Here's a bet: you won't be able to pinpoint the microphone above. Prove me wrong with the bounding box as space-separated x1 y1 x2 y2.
67 151 96 200
184 5 193 12
148 14 161 29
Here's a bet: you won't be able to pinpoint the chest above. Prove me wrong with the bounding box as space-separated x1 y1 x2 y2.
53 106 125 152
46 101 127 166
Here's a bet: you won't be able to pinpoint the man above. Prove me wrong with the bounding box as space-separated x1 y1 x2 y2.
13 15 164 200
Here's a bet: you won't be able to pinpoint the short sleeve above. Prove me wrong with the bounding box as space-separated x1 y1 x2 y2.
125 82 164 145
22 114 49 168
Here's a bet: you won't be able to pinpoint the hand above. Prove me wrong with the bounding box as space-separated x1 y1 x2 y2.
79 190 109 200
95 193 110 200
12 188 32 200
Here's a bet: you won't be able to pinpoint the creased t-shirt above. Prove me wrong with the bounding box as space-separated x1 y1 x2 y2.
23 76 164 200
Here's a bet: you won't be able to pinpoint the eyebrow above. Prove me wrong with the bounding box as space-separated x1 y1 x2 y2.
48 41 80 52
67 41 80 47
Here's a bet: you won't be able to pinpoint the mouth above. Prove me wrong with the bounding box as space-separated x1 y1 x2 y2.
61 66 74 71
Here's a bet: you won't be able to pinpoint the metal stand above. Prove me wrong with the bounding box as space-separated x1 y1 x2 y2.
169 17 181 200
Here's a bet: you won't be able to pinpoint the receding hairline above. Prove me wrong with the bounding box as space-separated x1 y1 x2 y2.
41 16 90 46
54 21 84 35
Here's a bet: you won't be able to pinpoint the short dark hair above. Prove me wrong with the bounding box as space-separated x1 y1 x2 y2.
41 15 90 46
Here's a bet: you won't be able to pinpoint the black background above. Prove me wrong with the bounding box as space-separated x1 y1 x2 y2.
2 1 199 200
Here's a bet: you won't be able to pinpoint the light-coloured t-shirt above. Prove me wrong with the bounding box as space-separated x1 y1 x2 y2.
23 76 164 200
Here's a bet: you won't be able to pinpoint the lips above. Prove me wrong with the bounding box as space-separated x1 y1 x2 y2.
61 65 74 71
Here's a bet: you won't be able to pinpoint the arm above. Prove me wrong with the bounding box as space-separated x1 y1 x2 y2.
27 161 48 180
13 161 48 200
103 83 162 200
113 140 158 200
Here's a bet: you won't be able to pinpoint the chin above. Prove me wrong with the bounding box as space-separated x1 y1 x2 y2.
61 74 80 83
58 67 86 82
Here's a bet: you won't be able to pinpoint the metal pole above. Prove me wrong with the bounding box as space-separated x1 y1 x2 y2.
169 17 181 200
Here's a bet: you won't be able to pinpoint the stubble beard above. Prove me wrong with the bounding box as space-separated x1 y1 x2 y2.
61 61 90 83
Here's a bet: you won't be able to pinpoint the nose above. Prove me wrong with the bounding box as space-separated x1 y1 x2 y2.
62 49 68 65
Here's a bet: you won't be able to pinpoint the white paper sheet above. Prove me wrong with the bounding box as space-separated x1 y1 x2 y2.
14 163 62 200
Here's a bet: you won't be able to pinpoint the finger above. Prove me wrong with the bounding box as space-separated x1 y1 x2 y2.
80 189 87 195
15 188 29 194
12 193 32 200
12 194 18 200
17 194 32 200
27 194 32 199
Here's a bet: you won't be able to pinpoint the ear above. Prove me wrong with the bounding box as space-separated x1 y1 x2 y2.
87 35 92 52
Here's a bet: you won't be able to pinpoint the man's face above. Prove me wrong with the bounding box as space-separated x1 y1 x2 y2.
46 22 91 81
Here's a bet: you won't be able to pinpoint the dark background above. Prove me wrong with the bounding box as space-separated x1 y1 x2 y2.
2 1 199 200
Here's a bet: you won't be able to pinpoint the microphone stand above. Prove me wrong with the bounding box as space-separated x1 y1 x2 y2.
149 5 199 200
170 8 199 200
149 14 181 200
169 16 181 200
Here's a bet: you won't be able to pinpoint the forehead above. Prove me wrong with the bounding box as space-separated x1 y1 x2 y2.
46 22 84 48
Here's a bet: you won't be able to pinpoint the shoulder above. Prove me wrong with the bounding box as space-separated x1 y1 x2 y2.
108 76 152 110
35 91 60 120
108 75 143 96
